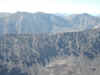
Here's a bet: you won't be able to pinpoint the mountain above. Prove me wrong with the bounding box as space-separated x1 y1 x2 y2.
0 12 100 75
0 12 72 34
66 13 100 29
0 12 100 34
0 27 100 75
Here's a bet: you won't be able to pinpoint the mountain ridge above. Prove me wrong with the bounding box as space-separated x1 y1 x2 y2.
0 12 100 34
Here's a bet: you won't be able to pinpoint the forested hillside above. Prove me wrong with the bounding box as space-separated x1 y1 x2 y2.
0 28 100 75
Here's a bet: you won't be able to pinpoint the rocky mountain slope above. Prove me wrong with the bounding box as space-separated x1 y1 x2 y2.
0 27 100 75
0 12 100 75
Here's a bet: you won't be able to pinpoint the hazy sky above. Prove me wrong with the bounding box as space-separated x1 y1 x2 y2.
0 0 99 14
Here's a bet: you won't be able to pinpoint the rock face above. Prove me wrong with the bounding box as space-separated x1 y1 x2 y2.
0 27 100 75
0 12 100 34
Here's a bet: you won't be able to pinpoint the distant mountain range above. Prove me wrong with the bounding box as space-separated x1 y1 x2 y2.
0 12 100 34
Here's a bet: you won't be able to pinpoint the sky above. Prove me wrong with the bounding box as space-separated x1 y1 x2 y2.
0 0 100 14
